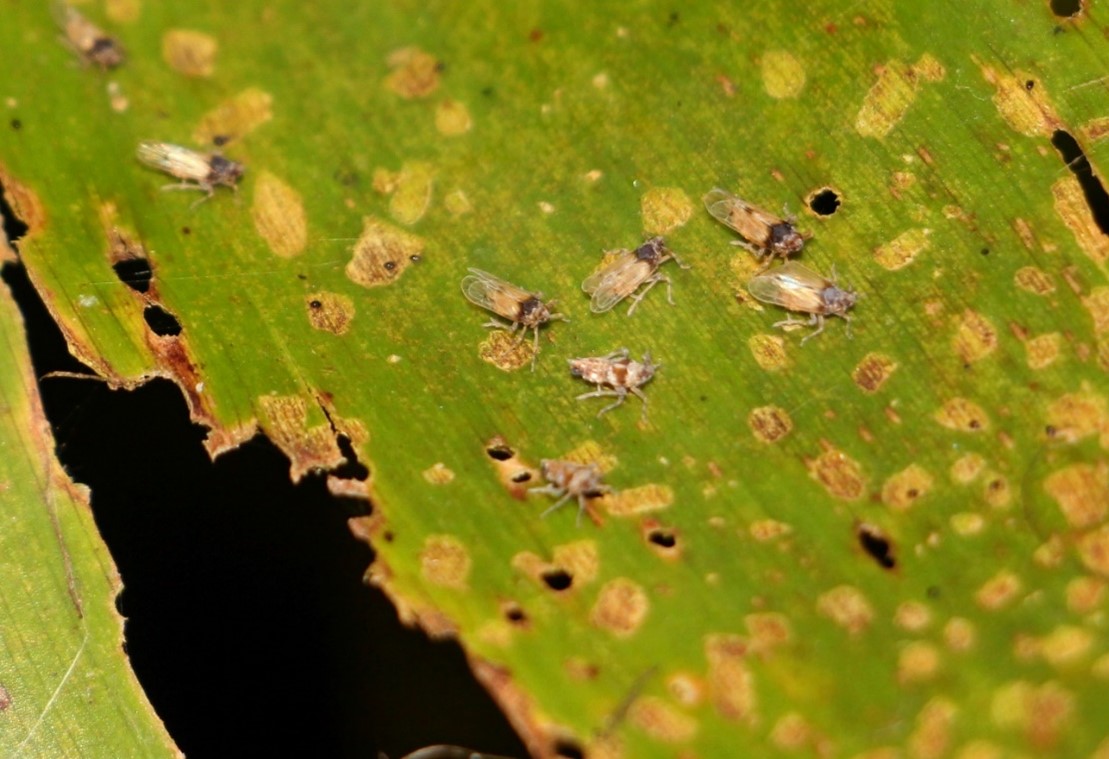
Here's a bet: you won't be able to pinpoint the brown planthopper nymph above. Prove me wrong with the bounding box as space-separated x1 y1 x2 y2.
529 459 610 526
461 268 567 370
54 2 125 69
703 187 807 265
747 262 857 344
136 141 245 207
569 348 657 421
582 236 688 316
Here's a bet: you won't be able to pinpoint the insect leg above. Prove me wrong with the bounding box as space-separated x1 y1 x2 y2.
629 387 650 422
481 317 515 331
603 348 630 361
626 274 667 315
799 315 826 345
842 313 853 340
540 491 573 518
531 326 540 372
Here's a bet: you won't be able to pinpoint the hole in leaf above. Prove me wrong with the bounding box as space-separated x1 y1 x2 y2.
510 470 532 483
485 444 514 461
541 568 573 592
1049 0 1082 17
0 179 30 245
808 188 841 216
647 529 677 549
112 257 153 294
10 118 21 131
504 603 527 624
1050 129 1109 234
856 523 896 570
554 738 585 759
333 434 370 481
143 305 182 337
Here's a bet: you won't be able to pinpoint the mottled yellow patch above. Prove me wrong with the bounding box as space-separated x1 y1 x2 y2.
1012 217 1038 250
1014 265 1055 295
193 87 272 144
1046 388 1108 443
817 585 873 635
704 634 757 724
856 56 945 138
1044 463 1109 528
852 352 898 393
935 397 989 432
591 578 649 637
1065 576 1105 615
420 534 470 589
475 619 513 648
882 464 933 510
478 330 533 372
979 64 1061 136
1040 625 1093 668
951 453 986 483
808 441 867 500
561 440 618 474
748 334 791 371
952 309 998 363
552 540 599 586
990 680 1074 749
954 740 1003 759
982 473 1011 509
162 29 217 77
894 601 932 632
627 697 698 742
1083 287 1109 335
444 188 472 216
435 99 472 135
105 0 141 23
1025 333 1062 370
1078 525 1109 576
943 617 976 652
1054 177 1109 268
909 697 956 759
641 187 693 235
257 394 344 480
252 171 306 258
951 513 985 536
760 50 805 99
749 519 792 541
305 292 354 335
345 216 423 288
1034 534 1067 568
745 612 792 653
1081 115 1109 143
770 712 814 751
899 641 941 684
599 483 674 516
747 405 792 443
874 228 930 270
384 46 441 99
388 161 435 226
422 462 454 485
976 570 1021 609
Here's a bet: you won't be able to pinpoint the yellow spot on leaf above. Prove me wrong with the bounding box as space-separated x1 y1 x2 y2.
1083 286 1109 334
384 46 441 99
420 534 470 589
561 440 618 474
345 216 423 288
422 462 454 485
749 519 792 541
952 309 998 363
950 453 986 483
760 50 805 99
807 441 867 500
874 228 930 270
909 697 956 759
982 472 1012 509
252 171 306 258
1081 115 1109 143
1065 576 1105 614
1014 265 1055 295
951 512 985 536
1045 463 1109 528
1054 177 1109 270
748 333 790 371
882 464 933 510
899 641 941 684
852 352 898 393
162 29 217 77
666 673 704 706
976 570 1021 610
1046 387 1108 443
435 99 472 135
943 618 976 652
389 161 435 226
641 187 693 235
444 188 472 216
193 87 272 144
1078 525 1109 576
991 680 1074 750
305 292 354 335
105 0 140 23
1040 625 1093 668
894 601 932 632
747 405 792 443
935 397 989 432
1025 333 1062 370
979 63 1061 136
746 612 792 653
599 483 673 516
704 634 757 724
478 330 533 372
553 540 599 586
817 585 873 635
627 697 698 743
770 713 817 751
590 578 649 637
856 56 945 138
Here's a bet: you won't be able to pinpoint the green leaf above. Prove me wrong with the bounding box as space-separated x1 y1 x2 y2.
3 0 1109 756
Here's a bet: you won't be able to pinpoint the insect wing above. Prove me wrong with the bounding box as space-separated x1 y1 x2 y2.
461 268 530 319
704 187 784 238
582 251 644 313
136 141 212 181
747 262 827 313
703 187 749 232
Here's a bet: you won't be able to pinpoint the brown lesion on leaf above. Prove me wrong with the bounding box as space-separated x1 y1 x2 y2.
0 162 47 253
745 612 792 655
627 697 698 743
384 46 442 99
982 472 1012 508
590 578 649 637
852 352 898 393
703 634 757 724
419 534 471 590
483 435 540 498
1065 576 1105 614
511 541 599 593
978 62 1062 137
748 333 790 371
748 519 792 541
435 99 473 135
908 697 956 759
478 329 535 372
640 187 693 235
1053 177 1109 270
257 394 345 480
882 464 933 510
252 171 307 258
976 570 1022 609
806 440 867 500
991 680 1074 752
193 87 272 144
1082 286 1109 334
898 642 942 685
1025 332 1062 369
873 228 930 270
952 309 998 363
162 29 218 77
747 405 792 443
421 462 455 485
305 291 355 335
1045 386 1108 443
1077 524 1109 576
935 397 989 432
345 216 424 288
855 55 945 138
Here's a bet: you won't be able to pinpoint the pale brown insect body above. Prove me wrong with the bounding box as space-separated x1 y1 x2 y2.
530 459 610 525
136 141 245 207
461 268 567 370
569 348 657 420
747 262 857 344
582 236 688 316
703 187 806 264
54 3 124 69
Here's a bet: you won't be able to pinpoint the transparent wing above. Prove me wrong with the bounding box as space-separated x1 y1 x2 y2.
461 268 532 316
703 187 747 230
136 141 210 180
747 262 826 312
582 253 644 313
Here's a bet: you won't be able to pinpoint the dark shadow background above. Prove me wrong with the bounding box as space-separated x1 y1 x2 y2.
2 191 526 758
